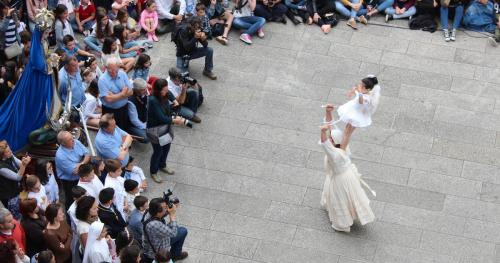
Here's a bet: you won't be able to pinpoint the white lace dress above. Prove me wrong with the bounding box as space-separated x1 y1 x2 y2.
320 139 375 231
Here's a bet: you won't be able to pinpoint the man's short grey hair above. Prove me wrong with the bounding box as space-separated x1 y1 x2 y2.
133 78 147 91
106 57 121 67
0 208 11 224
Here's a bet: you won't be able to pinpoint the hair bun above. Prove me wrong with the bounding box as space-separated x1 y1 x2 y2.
366 74 378 85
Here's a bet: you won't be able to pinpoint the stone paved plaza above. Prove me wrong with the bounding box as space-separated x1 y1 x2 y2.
128 17 500 263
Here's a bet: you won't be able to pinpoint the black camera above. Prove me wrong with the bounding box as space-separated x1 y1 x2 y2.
163 189 180 209
180 72 197 86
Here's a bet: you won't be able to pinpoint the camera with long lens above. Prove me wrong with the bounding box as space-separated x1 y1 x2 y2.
172 111 193 128
163 189 180 209
180 72 197 86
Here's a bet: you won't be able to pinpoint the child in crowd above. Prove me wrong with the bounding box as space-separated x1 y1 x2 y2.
113 24 144 58
25 175 49 211
57 0 77 29
97 187 127 238
196 3 212 37
77 163 104 198
82 79 102 127
38 160 59 204
385 0 416 21
82 68 94 89
127 195 148 242
124 179 140 216
62 35 95 64
104 159 128 220
112 0 138 20
55 4 77 48
75 0 96 36
115 10 141 39
124 156 148 192
132 54 151 81
84 56 104 80
101 36 135 72
84 7 114 54
140 0 159 41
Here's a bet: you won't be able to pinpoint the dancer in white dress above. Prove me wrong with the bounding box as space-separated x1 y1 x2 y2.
319 104 375 232
335 75 381 149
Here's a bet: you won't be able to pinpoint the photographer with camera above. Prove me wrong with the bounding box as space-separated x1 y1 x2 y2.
167 67 203 124
173 16 217 80
141 196 188 263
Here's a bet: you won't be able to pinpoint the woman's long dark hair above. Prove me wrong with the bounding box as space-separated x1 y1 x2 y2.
134 54 151 70
113 24 126 46
152 78 169 104
75 196 96 222
95 7 111 39
102 37 116 54
34 159 51 185
54 4 68 28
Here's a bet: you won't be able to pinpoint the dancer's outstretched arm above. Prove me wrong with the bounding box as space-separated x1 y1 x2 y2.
324 104 334 123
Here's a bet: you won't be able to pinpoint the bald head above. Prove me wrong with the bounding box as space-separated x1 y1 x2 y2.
57 131 75 148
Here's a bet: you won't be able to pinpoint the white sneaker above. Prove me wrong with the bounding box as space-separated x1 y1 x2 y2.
443 29 450 42
488 36 499 47
450 29 456 41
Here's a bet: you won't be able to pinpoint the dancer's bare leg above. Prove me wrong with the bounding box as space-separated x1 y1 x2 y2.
341 123 355 150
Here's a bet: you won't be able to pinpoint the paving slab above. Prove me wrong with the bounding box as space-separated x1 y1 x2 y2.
129 19 500 263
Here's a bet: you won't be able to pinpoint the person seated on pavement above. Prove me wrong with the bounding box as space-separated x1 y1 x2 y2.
167 67 202 124
127 78 149 142
201 0 234 45
439 0 466 42
232 0 267 44
360 0 394 18
95 113 133 167
82 79 102 127
254 0 289 23
384 0 416 22
174 16 217 80
155 0 187 34
335 0 367 29
463 0 499 44
306 0 338 34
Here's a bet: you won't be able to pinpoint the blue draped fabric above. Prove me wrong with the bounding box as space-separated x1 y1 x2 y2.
0 28 54 151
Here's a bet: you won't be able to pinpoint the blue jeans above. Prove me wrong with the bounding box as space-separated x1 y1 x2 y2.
369 0 393 12
84 36 101 52
335 0 363 18
285 0 306 9
176 47 214 73
150 141 171 174
232 16 266 36
76 20 95 32
385 6 416 19
170 227 188 257
176 88 199 120
440 5 463 30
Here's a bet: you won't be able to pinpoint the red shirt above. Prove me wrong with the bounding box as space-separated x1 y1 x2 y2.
76 3 96 21
0 219 26 252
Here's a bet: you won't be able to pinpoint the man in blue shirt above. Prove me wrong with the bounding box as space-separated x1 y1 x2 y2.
58 56 86 107
98 57 133 130
95 113 133 167
55 131 90 209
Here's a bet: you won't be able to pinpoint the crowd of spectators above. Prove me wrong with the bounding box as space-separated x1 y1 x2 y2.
0 0 499 261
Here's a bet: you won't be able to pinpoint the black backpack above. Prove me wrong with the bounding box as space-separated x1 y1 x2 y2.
409 14 438 33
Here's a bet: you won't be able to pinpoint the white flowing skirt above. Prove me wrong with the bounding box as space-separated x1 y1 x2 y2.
320 164 375 229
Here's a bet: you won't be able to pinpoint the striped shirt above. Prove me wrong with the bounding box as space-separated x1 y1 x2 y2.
4 19 17 47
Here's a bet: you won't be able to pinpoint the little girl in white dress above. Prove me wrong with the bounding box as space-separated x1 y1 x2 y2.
335 75 381 148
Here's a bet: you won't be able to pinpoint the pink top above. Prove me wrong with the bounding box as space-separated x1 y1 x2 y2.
140 9 159 30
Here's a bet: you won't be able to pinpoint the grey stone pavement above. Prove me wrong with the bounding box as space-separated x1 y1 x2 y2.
128 16 500 263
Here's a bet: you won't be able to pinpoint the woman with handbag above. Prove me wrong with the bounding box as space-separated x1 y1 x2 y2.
147 78 187 183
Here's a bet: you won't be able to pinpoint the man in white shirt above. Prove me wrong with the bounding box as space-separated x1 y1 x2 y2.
167 67 202 123
155 0 187 34
77 163 104 198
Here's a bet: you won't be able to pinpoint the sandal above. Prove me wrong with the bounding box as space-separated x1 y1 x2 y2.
216 36 228 45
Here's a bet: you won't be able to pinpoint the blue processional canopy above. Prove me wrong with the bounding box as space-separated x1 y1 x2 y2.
0 28 54 151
